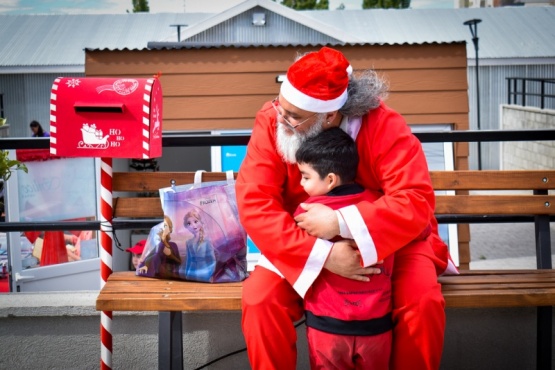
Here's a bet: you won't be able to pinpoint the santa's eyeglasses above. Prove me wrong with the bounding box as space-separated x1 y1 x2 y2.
271 97 317 129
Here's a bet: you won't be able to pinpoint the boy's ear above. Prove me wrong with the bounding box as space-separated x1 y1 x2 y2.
327 173 339 190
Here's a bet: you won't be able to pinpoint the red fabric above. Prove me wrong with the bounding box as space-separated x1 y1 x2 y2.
286 47 350 100
243 252 444 370
15 149 60 162
40 231 68 266
390 240 446 370
294 190 393 323
241 267 304 370
306 327 391 370
24 231 41 244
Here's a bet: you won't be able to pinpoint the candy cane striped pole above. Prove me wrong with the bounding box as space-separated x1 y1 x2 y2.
100 157 113 369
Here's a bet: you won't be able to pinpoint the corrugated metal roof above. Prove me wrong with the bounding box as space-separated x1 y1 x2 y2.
304 7 555 61
0 13 211 70
0 4 554 72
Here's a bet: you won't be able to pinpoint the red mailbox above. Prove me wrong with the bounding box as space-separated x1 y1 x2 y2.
49 77 162 159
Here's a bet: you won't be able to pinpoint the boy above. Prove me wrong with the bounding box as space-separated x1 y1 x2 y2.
294 127 393 369
126 239 146 271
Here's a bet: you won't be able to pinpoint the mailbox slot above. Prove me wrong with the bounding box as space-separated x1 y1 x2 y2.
74 103 125 113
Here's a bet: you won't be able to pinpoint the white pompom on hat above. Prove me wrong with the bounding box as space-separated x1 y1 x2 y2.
280 46 353 113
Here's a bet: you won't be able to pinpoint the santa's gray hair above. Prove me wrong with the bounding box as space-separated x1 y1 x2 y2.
340 69 389 118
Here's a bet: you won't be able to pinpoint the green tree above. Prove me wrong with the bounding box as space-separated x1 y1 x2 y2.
277 0 329 10
362 0 410 9
131 0 149 13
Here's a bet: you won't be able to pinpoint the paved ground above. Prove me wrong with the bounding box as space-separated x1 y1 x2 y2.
468 222 555 269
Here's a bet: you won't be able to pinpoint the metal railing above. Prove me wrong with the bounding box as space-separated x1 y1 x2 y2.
507 77 555 109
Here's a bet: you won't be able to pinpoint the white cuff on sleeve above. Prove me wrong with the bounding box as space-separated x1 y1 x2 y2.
336 210 353 239
339 205 378 267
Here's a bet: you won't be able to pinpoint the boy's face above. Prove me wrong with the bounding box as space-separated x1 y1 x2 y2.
298 162 332 197
131 253 141 269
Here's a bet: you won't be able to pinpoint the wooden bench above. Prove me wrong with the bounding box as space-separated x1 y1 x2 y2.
96 169 555 370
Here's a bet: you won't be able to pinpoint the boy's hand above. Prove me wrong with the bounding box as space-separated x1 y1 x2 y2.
324 240 382 282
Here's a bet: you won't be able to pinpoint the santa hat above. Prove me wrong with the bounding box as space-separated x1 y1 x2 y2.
280 47 353 113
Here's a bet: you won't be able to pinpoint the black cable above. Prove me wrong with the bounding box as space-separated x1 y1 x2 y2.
97 221 126 252
193 319 306 370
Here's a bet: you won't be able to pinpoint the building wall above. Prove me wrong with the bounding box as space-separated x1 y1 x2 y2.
85 43 470 169
0 73 85 138
501 105 555 169
468 63 555 169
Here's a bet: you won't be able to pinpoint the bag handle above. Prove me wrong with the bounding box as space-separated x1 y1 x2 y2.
193 169 235 187
194 170 205 186
226 170 235 185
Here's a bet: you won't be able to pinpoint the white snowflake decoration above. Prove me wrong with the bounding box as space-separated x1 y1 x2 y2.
66 78 81 88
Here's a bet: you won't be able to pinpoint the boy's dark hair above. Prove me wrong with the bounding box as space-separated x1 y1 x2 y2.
295 127 358 183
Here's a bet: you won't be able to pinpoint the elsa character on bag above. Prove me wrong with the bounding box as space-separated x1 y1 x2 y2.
183 209 216 281
138 215 181 278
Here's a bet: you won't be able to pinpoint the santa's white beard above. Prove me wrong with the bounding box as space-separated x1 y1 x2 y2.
276 115 326 164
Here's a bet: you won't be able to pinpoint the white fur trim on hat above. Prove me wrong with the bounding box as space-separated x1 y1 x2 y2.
281 76 349 113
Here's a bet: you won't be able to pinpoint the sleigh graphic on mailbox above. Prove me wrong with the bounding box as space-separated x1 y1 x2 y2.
77 123 110 149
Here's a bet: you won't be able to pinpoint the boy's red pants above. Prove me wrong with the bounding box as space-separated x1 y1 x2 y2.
241 241 445 370
306 328 391 369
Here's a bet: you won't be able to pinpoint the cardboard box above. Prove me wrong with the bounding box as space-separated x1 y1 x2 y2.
50 77 162 159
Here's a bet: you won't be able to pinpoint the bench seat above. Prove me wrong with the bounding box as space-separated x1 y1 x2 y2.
96 270 555 312
96 271 242 312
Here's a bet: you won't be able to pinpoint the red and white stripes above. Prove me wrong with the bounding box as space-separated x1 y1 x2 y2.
100 157 113 369
142 78 154 159
49 77 61 156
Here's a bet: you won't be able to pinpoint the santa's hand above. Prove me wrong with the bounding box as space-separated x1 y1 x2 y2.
294 203 339 240
323 240 381 282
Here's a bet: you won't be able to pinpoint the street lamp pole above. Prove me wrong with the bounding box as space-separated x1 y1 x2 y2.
464 18 482 170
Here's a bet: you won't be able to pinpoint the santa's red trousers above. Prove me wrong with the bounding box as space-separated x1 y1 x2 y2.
241 241 445 370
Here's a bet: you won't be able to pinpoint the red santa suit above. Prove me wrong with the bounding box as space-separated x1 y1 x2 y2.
295 184 394 369
237 100 456 370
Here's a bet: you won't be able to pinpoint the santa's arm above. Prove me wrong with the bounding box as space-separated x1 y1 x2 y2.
236 104 331 297
339 107 435 267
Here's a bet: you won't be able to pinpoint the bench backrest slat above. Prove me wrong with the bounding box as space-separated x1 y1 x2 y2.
112 170 555 218
435 195 555 215
114 194 555 218
114 170 555 193
430 170 555 191
113 172 233 192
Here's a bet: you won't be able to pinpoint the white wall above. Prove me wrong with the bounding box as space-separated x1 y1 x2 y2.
501 105 555 170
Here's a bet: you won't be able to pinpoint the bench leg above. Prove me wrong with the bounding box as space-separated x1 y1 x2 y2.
533 211 553 369
537 306 552 370
159 311 184 370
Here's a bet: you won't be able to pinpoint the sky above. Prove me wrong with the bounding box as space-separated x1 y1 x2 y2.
0 0 454 15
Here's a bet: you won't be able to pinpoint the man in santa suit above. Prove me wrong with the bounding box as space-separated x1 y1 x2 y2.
236 46 457 370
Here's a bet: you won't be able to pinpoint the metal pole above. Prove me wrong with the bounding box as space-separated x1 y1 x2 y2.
170 24 187 42
464 19 482 170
